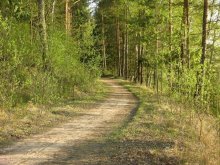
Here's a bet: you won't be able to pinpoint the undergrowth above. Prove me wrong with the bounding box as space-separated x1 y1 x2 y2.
105 80 220 165
0 80 108 147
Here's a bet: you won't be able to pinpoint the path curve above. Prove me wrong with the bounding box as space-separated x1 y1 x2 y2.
0 79 138 165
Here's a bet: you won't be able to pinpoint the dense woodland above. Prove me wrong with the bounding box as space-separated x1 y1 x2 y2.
0 0 100 107
95 0 220 117
0 0 220 164
0 0 219 119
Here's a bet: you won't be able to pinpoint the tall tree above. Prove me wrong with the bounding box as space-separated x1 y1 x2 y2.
65 0 71 35
38 0 48 71
195 0 208 98
168 0 173 89
95 0 220 115
51 0 56 23
101 11 107 70
116 18 122 77
183 0 190 68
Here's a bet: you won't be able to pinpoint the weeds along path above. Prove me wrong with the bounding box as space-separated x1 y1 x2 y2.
0 79 138 165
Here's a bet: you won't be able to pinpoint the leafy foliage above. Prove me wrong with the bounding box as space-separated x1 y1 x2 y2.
0 0 100 108
95 0 220 117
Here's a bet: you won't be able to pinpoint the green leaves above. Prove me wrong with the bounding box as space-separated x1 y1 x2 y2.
0 0 101 107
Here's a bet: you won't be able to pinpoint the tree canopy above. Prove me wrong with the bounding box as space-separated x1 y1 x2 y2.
0 0 219 115
95 0 220 116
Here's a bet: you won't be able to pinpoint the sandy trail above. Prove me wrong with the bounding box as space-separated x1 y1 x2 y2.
0 79 138 165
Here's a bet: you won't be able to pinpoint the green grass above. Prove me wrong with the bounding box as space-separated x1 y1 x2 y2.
101 80 219 164
0 80 108 147
1 79 218 164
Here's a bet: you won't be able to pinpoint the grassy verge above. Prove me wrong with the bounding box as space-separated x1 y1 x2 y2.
100 80 219 165
0 80 108 147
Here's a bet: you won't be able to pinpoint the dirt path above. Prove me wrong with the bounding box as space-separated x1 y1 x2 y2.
0 79 138 165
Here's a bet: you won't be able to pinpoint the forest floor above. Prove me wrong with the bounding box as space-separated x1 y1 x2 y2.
0 79 138 165
0 79 219 165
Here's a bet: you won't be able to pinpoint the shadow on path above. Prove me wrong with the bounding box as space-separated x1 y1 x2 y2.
39 138 180 165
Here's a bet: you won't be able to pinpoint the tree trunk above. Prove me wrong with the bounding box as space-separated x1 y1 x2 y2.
101 12 107 70
186 1 190 68
195 0 208 97
123 32 126 78
116 19 121 77
38 0 48 71
209 0 219 64
30 4 33 45
52 0 56 23
125 21 129 79
66 0 72 35
181 0 190 68
168 0 173 89
155 31 159 94
140 44 144 84
137 32 141 83
123 4 129 79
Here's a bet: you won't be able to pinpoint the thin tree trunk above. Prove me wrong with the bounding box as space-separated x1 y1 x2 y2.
124 4 129 79
101 12 107 70
181 0 190 68
65 0 72 35
123 32 126 77
168 0 173 90
116 19 121 77
184 0 190 68
135 43 139 83
195 0 208 97
161 69 163 93
140 44 144 84
146 68 151 87
209 0 219 64
125 21 129 79
137 32 141 83
30 5 33 45
155 31 159 94
186 7 190 69
38 0 48 71
52 0 56 23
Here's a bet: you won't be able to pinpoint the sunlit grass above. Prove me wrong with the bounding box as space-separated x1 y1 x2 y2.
0 80 108 147
105 79 219 164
